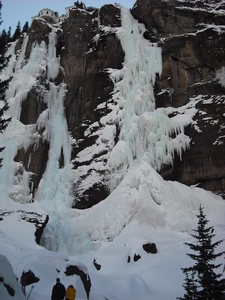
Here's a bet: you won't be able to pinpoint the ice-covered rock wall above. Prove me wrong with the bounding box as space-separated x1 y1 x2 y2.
133 0 225 195
0 23 73 211
0 255 26 300
0 35 47 203
37 28 73 211
108 7 193 190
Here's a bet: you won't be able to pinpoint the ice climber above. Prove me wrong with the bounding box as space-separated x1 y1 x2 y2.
51 278 66 300
65 284 76 300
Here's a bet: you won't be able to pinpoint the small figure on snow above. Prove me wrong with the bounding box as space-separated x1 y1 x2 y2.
66 284 76 300
51 278 66 300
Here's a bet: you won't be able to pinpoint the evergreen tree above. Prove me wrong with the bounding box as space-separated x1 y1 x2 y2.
12 21 21 41
74 1 85 9
0 27 11 45
7 26 11 42
0 29 7 47
178 270 198 300
0 0 11 167
179 206 225 300
22 21 29 34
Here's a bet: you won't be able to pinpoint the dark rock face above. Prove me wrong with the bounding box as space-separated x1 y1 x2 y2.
20 88 47 125
170 94 225 194
93 258 101 270
143 243 157 254
132 0 225 196
99 4 121 27
61 5 123 135
20 270 40 286
14 140 50 192
61 5 124 207
133 253 141 262
132 0 225 36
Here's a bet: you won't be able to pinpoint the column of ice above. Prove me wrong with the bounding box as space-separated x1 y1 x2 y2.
0 37 47 201
39 28 73 211
108 8 190 186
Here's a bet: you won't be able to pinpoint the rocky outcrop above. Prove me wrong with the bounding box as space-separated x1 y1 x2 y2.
65 264 91 299
14 140 49 192
93 258 101 271
132 0 225 196
143 243 158 254
0 255 26 300
20 270 40 287
61 5 124 207
132 0 225 37
25 18 51 59
0 210 49 244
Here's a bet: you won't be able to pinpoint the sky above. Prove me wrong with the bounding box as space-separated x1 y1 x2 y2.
0 0 135 33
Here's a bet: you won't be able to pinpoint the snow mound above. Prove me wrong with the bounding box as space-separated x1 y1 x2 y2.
0 255 26 300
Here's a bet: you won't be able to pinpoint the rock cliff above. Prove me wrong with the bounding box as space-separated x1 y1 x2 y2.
10 0 225 208
133 0 225 195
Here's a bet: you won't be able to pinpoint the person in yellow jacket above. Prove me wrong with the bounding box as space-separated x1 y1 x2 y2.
65 284 76 300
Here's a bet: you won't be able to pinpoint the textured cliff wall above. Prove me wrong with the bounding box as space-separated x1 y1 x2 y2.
12 0 225 208
61 5 124 207
133 0 225 195
13 5 124 207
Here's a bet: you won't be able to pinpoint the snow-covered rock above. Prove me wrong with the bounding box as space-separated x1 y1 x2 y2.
0 255 26 300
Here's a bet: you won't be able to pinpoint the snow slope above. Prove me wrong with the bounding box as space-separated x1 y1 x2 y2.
0 5 225 300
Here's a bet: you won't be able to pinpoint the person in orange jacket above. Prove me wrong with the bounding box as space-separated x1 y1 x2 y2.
65 284 76 300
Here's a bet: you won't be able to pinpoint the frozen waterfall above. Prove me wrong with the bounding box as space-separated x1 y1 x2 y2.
0 28 73 209
38 28 73 211
108 8 190 190
0 36 47 202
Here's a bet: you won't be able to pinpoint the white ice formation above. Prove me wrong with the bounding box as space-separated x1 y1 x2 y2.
107 7 192 190
0 27 73 210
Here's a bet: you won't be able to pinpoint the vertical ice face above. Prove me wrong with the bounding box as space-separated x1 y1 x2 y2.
47 30 60 81
39 28 73 211
0 28 73 208
7 40 47 120
0 35 47 202
108 8 190 189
